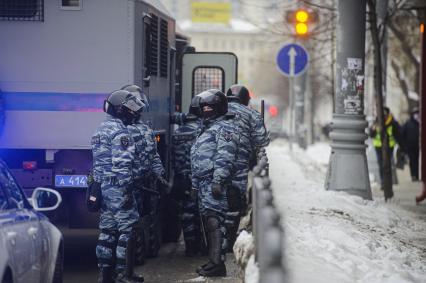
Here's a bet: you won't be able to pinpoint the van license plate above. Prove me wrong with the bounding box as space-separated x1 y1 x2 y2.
55 175 88 188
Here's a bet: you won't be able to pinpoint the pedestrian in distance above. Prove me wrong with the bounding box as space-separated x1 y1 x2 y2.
401 108 420 182
225 84 270 250
191 89 241 277
369 106 401 188
91 90 145 283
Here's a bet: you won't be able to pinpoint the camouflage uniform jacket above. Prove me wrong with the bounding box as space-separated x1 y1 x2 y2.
172 118 203 178
91 115 135 187
228 101 270 154
190 116 240 189
128 121 165 180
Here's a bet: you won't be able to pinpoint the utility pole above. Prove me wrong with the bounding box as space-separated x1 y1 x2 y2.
368 0 393 200
325 0 372 200
377 0 389 102
288 47 296 151
419 11 426 202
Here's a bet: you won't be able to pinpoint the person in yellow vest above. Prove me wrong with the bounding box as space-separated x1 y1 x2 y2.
369 107 401 188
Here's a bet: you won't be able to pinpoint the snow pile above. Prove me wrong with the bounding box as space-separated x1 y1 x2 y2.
267 139 426 283
233 230 255 269
234 230 258 282
244 255 259 283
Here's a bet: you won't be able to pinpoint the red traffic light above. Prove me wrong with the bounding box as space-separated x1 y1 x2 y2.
269 105 278 117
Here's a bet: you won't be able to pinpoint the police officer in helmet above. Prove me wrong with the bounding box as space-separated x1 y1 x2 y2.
171 96 203 256
121 84 168 262
92 90 145 283
191 89 241 277
225 84 270 250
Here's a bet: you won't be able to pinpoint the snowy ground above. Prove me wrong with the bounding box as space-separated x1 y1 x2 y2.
267 139 426 283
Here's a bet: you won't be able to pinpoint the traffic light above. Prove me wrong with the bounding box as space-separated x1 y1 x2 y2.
295 10 309 35
286 8 318 37
268 105 278 117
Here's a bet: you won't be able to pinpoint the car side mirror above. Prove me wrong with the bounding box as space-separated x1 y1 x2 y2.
28 188 62 212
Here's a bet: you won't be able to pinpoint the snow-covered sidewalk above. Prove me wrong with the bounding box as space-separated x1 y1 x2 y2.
267 139 426 283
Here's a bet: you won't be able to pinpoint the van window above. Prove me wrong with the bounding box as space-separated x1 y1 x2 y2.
0 0 43 21
192 67 225 96
61 0 81 10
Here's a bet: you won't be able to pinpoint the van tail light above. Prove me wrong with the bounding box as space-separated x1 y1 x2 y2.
23 161 37 171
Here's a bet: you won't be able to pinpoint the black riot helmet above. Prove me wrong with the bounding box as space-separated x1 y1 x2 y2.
104 90 145 124
226 84 250 106
121 84 149 112
196 89 228 121
188 95 202 117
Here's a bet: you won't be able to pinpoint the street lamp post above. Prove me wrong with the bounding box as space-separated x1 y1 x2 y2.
325 0 372 200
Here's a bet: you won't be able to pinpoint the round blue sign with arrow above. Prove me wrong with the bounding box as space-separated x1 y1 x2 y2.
276 43 309 77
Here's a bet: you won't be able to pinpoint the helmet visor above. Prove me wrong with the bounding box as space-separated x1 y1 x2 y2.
123 96 145 113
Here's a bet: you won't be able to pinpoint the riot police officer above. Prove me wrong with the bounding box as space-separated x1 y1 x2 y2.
171 97 203 256
91 90 145 283
121 84 168 262
225 84 270 248
191 89 241 277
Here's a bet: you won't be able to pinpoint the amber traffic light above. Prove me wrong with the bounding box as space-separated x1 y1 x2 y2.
286 8 318 37
295 10 308 35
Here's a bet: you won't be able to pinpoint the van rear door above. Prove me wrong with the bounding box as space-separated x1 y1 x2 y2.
181 52 238 112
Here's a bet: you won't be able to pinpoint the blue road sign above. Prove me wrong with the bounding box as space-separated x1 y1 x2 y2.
276 43 309 77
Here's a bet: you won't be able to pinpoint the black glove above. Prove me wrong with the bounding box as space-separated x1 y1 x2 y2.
226 185 241 211
211 183 223 200
86 181 102 212
157 176 168 186
157 176 172 194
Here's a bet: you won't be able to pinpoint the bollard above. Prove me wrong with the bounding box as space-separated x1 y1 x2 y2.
260 268 287 283
248 150 287 283
260 227 287 283
257 206 280 267
253 177 272 260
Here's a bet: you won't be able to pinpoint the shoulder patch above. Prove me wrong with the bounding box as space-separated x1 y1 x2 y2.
92 135 100 145
222 131 232 142
121 136 130 149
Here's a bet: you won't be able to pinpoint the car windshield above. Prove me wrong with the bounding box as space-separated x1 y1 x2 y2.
0 186 7 210
0 164 25 210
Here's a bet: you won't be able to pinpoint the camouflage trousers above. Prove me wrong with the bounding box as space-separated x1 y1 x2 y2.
96 183 139 271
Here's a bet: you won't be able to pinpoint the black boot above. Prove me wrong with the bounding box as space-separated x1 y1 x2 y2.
198 262 226 277
196 261 217 274
126 236 144 282
197 216 227 277
98 267 114 283
115 272 144 283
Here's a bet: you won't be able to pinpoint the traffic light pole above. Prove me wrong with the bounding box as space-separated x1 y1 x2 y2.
289 76 294 150
325 0 372 199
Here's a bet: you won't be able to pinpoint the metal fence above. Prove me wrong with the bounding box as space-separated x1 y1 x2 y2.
251 148 287 283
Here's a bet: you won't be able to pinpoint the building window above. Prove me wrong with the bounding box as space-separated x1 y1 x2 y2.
61 0 82 10
0 0 44 21
203 38 209 49
221 40 227 50
230 39 236 50
240 40 245 50
192 67 225 95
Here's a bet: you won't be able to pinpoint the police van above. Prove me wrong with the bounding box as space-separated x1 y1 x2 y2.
0 0 237 254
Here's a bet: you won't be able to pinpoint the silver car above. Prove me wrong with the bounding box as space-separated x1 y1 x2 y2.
0 159 64 283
